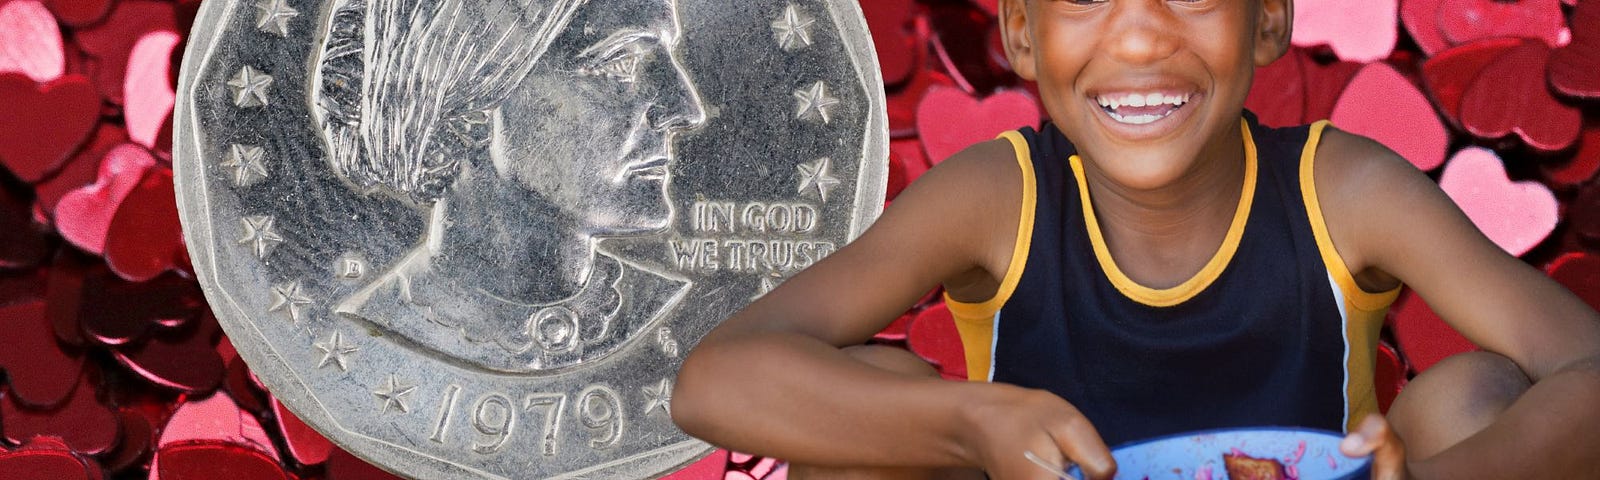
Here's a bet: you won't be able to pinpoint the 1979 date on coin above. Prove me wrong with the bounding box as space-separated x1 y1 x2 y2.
427 384 629 456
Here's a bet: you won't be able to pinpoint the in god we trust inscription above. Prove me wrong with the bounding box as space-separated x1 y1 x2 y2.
174 0 886 478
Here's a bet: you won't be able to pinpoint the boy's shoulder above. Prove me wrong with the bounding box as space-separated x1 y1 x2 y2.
1307 125 1439 288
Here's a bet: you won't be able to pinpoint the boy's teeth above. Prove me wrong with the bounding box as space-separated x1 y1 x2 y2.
1095 92 1191 109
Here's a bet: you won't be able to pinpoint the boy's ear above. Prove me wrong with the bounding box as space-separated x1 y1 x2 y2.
1254 0 1293 66
998 0 1037 81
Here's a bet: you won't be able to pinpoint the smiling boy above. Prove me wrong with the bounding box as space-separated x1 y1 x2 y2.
671 0 1600 478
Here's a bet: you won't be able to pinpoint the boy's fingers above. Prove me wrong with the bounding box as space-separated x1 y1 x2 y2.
1341 414 1407 480
1047 419 1115 480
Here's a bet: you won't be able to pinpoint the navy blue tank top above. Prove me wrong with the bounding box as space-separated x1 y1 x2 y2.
945 113 1401 446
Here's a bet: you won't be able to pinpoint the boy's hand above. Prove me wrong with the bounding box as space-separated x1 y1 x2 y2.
1341 413 1409 480
962 386 1117 480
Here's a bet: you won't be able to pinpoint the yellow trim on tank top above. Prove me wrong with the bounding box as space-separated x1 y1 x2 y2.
1298 120 1404 312
1069 118 1257 308
945 130 1037 382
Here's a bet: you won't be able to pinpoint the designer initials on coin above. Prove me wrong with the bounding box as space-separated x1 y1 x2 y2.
174 0 886 478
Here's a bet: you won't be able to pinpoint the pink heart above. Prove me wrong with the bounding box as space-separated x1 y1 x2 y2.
0 74 101 183
150 393 281 477
0 0 63 82
1330 63 1449 171
1290 0 1397 62
1401 0 1450 55
915 85 1039 164
1437 0 1570 50
908 302 967 380
1437 147 1558 257
124 31 179 150
54 143 158 255
105 166 184 282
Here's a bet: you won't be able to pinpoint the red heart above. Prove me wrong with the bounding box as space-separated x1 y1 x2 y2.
272 400 334 468
103 408 157 474
1548 0 1600 99
1290 0 1398 62
1374 341 1407 413
1331 63 1449 171
1437 147 1559 256
908 302 967 380
1421 37 1525 131
1401 0 1450 55
863 0 922 87
1387 291 1477 373
0 74 100 183
124 31 179 150
1459 41 1582 152
1246 47 1362 127
916 85 1039 164
1565 183 1600 253
927 3 1009 94
1542 121 1600 189
156 392 280 461
225 356 271 414
42 0 113 27
0 437 103 480
105 166 183 282
80 268 205 346
1547 252 1600 312
1 371 121 455
0 299 84 408
659 449 730 480
1437 0 1569 50
71 0 175 105
0 177 53 270
155 442 294 480
889 68 956 138
0 0 65 83
111 310 223 394
54 143 156 255
32 124 127 220
326 448 406 480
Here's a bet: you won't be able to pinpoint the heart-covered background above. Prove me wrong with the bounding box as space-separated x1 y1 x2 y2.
0 0 1596 478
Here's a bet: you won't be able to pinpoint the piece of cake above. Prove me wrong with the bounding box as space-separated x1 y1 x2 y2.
1223 452 1289 480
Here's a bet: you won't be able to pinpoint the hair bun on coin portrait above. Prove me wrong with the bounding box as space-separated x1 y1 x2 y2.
307 0 706 373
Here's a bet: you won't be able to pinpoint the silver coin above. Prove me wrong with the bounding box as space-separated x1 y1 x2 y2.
173 0 886 477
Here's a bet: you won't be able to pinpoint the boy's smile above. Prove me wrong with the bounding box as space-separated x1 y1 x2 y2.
1000 0 1291 191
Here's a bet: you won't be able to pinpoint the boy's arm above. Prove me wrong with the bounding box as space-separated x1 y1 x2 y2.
1316 129 1600 478
673 140 1116 479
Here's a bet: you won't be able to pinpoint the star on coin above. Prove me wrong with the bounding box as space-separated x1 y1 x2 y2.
268 281 313 322
642 378 672 416
373 375 416 414
771 3 816 51
221 144 268 187
794 81 840 124
796 157 841 202
226 66 273 108
237 215 284 259
254 0 298 37
313 331 359 372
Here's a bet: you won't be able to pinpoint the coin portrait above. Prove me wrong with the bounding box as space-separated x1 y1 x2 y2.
310 0 705 373
175 0 885 476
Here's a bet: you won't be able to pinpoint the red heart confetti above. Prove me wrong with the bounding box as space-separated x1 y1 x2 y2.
1566 183 1600 253
54 143 157 255
32 124 128 220
154 442 295 480
325 448 405 480
0 178 54 270
1387 291 1478 373
1374 341 1407 414
80 267 204 346
907 302 967 381
1548 0 1600 100
1437 0 1570 50
155 393 281 463
1546 252 1600 312
1331 62 1449 171
0 299 84 408
1421 37 1525 131
1401 0 1450 56
1 371 121 455
123 31 179 150
272 399 334 468
104 166 184 282
0 436 104 480
862 0 921 87
1438 147 1559 256
1459 40 1582 152
225 355 271 414
0 0 65 83
1246 47 1363 127
71 0 175 105
0 74 101 184
659 448 731 480
1290 0 1398 62
102 407 157 474
1541 121 1600 189
41 0 114 27
110 310 223 394
916 85 1039 164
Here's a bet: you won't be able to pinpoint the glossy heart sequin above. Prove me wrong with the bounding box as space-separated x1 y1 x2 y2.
1 372 121 455
1541 122 1600 189
71 0 175 105
110 310 223 394
916 85 1038 164
1331 63 1449 171
0 437 104 480
0 0 64 83
272 400 334 467
42 0 113 27
908 302 966 380
104 166 183 281
1421 37 1525 131
1459 40 1582 152
1546 252 1600 312
1290 0 1397 62
155 442 294 480
1438 147 1559 257
0 74 101 183
0 299 82 407
54 143 157 255
124 31 180 150
1548 0 1600 99
1388 291 1478 373
1437 0 1569 50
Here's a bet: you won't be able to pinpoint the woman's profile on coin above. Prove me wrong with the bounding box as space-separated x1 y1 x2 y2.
310 0 705 373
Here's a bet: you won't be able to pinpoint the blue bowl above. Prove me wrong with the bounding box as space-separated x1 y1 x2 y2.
1065 427 1372 480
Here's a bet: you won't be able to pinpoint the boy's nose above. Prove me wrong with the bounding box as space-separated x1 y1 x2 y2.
1103 1 1182 66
